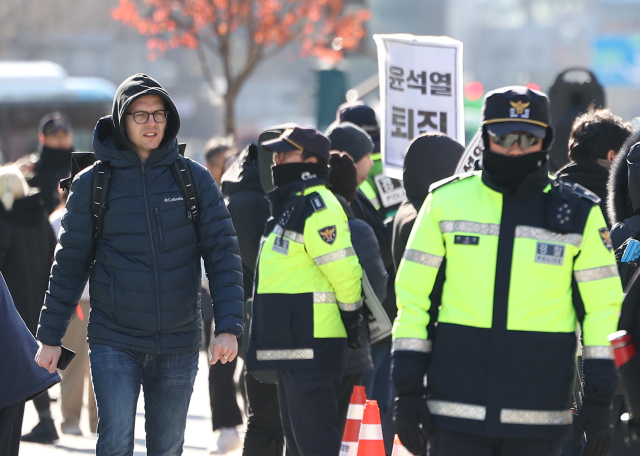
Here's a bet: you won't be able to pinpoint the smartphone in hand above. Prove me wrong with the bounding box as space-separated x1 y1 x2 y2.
57 346 76 370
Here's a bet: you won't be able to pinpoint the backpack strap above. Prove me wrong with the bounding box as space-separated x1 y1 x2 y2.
171 155 200 223
91 161 111 238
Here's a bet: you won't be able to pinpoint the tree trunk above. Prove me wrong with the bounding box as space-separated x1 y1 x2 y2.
223 91 236 139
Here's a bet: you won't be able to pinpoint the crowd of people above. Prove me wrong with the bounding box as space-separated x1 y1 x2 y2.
0 71 639 456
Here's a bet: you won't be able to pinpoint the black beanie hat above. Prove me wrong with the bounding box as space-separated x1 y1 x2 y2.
403 133 465 203
326 122 374 164
329 151 358 203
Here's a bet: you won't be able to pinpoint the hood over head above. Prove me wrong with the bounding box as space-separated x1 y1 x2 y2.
607 129 640 225
221 144 264 197
110 73 180 153
403 133 464 203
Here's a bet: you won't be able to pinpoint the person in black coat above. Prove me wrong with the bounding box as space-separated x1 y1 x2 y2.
392 133 465 269
218 143 274 455
20 112 74 216
328 151 388 429
589 126 640 456
0 271 60 456
607 128 640 250
556 107 632 228
326 122 396 451
0 166 59 444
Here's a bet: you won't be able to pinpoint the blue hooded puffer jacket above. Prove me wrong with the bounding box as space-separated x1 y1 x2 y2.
36 73 243 354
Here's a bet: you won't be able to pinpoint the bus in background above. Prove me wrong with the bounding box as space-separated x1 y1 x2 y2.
0 61 116 164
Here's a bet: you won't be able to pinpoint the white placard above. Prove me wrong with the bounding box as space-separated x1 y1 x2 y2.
374 34 464 179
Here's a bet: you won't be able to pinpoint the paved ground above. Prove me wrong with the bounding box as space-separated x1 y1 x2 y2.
19 351 245 455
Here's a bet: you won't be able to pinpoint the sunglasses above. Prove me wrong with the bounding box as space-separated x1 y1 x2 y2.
491 132 541 149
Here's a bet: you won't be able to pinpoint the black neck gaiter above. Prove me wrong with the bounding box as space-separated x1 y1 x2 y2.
482 150 547 193
38 146 73 172
272 162 329 188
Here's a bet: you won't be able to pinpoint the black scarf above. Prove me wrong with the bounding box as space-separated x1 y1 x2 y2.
272 162 329 188
482 150 548 194
36 146 73 173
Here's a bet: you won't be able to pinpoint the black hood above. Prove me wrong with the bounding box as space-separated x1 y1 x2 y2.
403 133 464 204
111 73 179 151
92 74 180 167
221 144 264 197
607 129 640 225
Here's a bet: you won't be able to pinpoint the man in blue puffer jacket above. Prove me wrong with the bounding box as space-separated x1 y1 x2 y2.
34 73 244 456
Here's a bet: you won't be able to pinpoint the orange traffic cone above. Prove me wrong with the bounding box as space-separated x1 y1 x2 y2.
391 434 417 456
356 400 385 456
340 385 367 456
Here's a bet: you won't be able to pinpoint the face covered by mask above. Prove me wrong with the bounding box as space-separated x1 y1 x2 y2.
482 149 548 193
38 145 73 172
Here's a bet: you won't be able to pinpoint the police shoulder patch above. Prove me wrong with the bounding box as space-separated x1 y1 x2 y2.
599 227 613 251
318 225 337 244
428 171 476 193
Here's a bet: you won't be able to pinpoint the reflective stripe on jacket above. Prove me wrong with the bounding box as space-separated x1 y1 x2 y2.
393 171 622 439
247 184 362 372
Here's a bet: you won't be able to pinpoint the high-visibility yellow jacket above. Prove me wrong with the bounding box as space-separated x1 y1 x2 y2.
246 181 363 372
392 169 623 439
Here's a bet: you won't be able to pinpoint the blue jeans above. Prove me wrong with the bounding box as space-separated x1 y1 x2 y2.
89 344 199 456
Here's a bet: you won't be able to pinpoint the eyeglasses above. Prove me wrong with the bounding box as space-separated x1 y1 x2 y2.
491 132 541 149
126 110 169 124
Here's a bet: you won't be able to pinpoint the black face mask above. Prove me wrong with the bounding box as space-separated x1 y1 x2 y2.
482 150 547 193
272 162 329 188
39 145 73 171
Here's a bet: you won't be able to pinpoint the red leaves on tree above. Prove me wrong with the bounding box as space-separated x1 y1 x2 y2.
110 0 370 63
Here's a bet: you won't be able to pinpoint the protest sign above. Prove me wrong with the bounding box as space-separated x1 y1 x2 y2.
374 34 464 179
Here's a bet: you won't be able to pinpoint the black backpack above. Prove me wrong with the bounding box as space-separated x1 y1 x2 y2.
60 144 200 238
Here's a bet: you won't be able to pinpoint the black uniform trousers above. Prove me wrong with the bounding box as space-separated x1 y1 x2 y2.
276 369 343 456
243 372 285 456
429 429 563 456
0 400 25 456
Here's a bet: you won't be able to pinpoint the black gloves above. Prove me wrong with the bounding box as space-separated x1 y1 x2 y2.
394 394 431 456
340 308 362 349
573 403 613 456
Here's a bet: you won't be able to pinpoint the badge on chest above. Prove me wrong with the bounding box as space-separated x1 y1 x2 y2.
272 236 290 255
535 242 564 266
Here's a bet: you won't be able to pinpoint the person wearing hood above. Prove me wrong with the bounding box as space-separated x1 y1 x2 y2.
0 166 58 447
327 151 387 431
20 112 74 215
391 133 464 269
326 122 397 452
246 126 363 456
556 108 632 228
392 86 622 456
33 73 244 455
331 101 403 218
220 142 282 456
0 271 60 456
607 127 640 250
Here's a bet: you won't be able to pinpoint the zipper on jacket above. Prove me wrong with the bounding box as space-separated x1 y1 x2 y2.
141 165 162 355
154 207 165 248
